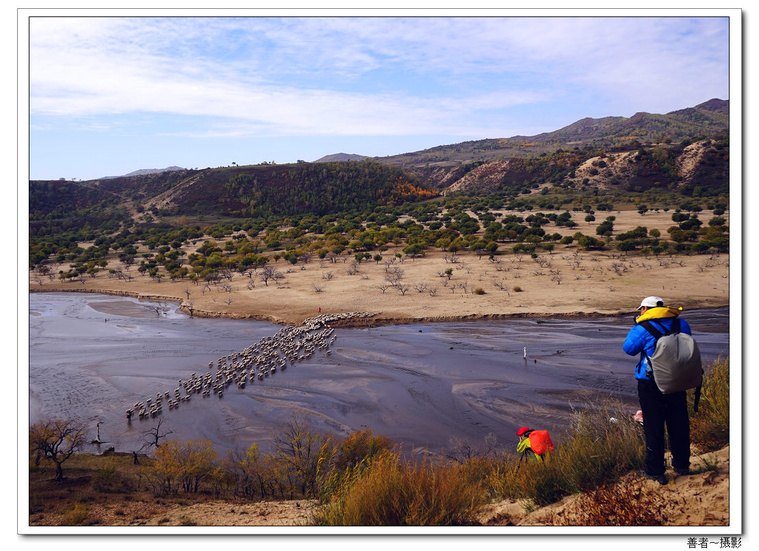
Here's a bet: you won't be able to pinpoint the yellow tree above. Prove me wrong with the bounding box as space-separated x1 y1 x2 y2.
274 417 335 497
147 439 218 495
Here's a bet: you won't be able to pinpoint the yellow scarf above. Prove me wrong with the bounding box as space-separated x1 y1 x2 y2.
635 306 682 324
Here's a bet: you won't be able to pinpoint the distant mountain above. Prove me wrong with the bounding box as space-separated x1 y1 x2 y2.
29 99 729 229
376 98 729 170
101 166 185 179
313 153 368 163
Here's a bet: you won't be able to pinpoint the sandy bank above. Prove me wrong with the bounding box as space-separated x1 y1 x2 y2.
30 247 729 327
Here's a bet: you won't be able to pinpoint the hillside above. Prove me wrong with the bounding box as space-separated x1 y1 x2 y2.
30 160 433 224
375 98 728 169
100 166 186 179
442 137 728 196
28 99 729 252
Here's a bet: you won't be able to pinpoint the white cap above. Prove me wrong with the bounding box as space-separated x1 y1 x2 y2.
638 296 665 309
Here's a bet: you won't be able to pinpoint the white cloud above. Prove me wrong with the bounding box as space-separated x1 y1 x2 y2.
29 16 729 138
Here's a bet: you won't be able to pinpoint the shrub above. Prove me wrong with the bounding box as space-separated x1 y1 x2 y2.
689 357 729 452
91 460 118 492
557 477 671 526
552 403 645 493
473 287 486 295
62 503 90 526
315 451 487 526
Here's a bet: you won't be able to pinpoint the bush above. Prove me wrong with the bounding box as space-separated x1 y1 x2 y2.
91 460 118 492
552 403 645 493
315 452 487 526
62 503 90 526
557 478 671 526
689 357 729 451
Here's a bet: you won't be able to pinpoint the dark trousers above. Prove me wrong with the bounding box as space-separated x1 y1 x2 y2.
638 378 690 475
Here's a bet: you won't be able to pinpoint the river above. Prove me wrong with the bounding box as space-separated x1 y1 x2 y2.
27 293 730 457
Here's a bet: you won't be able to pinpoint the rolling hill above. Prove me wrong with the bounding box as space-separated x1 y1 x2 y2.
29 99 729 227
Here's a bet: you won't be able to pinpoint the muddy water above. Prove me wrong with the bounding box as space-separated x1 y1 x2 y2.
27 293 729 457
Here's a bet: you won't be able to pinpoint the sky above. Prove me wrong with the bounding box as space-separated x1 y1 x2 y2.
25 11 733 181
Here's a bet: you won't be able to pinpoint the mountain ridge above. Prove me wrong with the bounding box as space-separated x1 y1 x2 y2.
30 99 729 224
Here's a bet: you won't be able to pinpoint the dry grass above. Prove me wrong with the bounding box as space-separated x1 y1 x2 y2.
689 356 729 452
314 451 487 526
550 476 673 526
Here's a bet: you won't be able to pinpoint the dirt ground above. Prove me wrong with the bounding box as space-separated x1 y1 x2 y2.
27 446 729 529
29 208 730 326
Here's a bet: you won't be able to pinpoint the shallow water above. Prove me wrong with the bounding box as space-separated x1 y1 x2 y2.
27 293 730 457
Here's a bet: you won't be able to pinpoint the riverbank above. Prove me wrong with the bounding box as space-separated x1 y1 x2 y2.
29 246 730 327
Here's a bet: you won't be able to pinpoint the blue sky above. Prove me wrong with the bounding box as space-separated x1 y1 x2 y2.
27 13 732 181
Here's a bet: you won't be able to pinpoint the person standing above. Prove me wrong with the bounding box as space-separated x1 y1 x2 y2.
623 296 692 485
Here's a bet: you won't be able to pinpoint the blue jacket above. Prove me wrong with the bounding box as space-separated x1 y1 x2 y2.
623 307 692 380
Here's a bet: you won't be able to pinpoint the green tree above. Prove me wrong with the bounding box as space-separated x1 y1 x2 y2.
596 220 614 236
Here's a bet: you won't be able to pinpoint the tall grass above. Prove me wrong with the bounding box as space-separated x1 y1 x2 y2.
314 399 647 523
487 400 646 507
689 356 729 452
314 450 487 526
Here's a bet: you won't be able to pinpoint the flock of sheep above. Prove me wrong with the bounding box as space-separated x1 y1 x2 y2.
126 311 377 421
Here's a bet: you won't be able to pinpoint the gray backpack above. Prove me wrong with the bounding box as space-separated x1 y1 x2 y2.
640 318 703 410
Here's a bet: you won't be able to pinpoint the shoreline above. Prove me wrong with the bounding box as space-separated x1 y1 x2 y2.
28 286 728 328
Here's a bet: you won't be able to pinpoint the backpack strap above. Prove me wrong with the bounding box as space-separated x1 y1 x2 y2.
639 318 680 339
639 320 664 340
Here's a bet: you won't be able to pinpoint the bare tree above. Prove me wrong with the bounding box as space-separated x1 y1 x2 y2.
384 266 404 287
30 419 88 480
140 418 174 452
260 266 282 286
273 416 333 497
